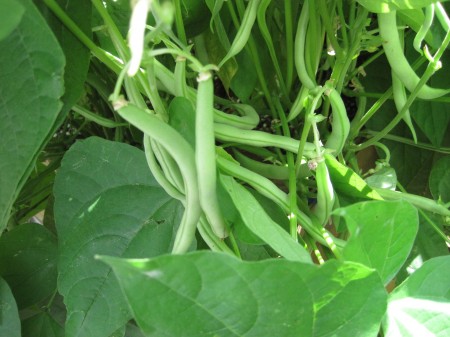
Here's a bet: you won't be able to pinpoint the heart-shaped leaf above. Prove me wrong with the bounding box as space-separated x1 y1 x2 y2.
100 251 387 337
54 137 183 337
337 200 418 284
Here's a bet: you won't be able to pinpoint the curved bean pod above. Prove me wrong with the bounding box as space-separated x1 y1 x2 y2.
153 60 260 129
219 0 260 67
312 160 335 227
413 4 435 53
378 11 449 99
324 89 350 155
195 72 228 238
392 72 418 143
214 123 316 157
294 0 316 90
114 100 201 254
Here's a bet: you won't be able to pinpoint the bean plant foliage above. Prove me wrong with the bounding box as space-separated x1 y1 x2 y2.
1 0 450 336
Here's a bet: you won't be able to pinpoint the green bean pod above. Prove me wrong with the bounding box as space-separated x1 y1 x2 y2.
153 60 260 129
325 89 350 155
114 100 201 253
174 56 188 97
413 4 435 53
312 160 335 227
392 72 418 143
214 123 316 157
294 0 316 90
219 0 260 67
196 72 228 238
378 11 449 99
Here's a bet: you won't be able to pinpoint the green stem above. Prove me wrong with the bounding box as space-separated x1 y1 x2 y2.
42 0 121 73
284 0 294 92
318 0 343 58
277 99 298 240
173 0 187 45
91 0 128 59
360 131 450 154
375 188 450 217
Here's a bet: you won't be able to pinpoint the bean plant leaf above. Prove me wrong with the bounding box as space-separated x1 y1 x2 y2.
0 0 65 232
337 200 418 285
411 100 450 148
396 211 449 284
383 256 450 337
54 137 183 337
356 0 447 13
221 175 312 263
21 312 64 337
0 223 58 309
429 156 450 203
100 252 386 337
53 137 161 238
37 0 92 118
0 0 24 41
0 277 21 337
365 167 397 190
324 154 383 200
201 27 238 92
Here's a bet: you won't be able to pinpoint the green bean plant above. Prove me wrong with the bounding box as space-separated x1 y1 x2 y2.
1 0 450 336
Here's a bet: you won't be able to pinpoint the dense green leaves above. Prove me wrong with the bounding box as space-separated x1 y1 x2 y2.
383 256 450 336
101 251 387 337
221 175 311 263
3 1 450 336
0 277 21 337
54 137 182 337
337 200 419 284
0 223 57 309
0 0 64 231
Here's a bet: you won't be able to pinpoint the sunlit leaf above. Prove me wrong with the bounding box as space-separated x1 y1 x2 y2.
101 251 387 337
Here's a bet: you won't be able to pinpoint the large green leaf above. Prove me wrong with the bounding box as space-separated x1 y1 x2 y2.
0 0 24 41
0 223 57 309
356 0 447 13
221 175 312 263
0 277 21 337
383 256 450 336
22 312 64 337
338 200 418 284
0 0 65 231
53 137 161 238
100 252 386 337
429 156 450 203
54 137 183 337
